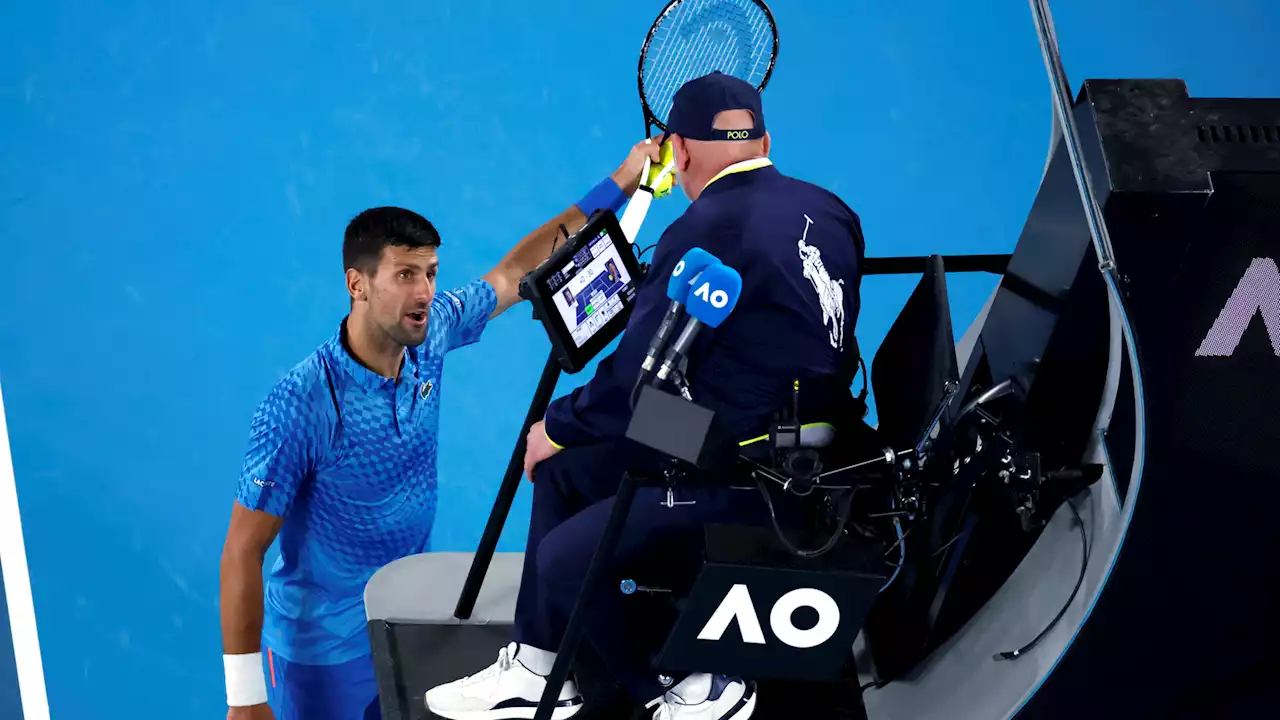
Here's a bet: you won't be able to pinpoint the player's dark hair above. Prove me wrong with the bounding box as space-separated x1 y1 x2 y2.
343 206 441 275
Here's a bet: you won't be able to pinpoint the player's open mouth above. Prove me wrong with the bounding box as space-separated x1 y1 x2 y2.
406 311 427 326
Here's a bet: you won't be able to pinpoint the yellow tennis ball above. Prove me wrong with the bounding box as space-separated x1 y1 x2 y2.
646 139 676 199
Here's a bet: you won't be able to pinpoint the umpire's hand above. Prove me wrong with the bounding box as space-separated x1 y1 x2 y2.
524 420 562 481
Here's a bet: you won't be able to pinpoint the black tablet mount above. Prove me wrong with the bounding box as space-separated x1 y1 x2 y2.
453 210 649 622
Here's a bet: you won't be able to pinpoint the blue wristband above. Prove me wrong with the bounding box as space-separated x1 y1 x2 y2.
575 177 626 216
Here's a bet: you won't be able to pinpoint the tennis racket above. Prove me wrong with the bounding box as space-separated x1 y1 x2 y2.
618 0 780 245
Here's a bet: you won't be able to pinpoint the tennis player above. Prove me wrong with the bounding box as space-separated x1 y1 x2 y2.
426 72 867 720
218 139 662 720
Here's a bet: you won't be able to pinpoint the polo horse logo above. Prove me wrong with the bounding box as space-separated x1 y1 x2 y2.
798 214 846 350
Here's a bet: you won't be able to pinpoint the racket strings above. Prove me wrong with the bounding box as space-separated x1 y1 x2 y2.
652 23 737 121
648 5 715 121
649 24 754 124
648 9 766 120
641 0 775 126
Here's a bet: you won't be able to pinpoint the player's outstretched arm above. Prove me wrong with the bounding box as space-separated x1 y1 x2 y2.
481 204 587 319
219 503 284 720
481 139 662 318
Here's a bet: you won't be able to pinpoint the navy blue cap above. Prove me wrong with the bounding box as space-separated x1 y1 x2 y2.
664 71 765 142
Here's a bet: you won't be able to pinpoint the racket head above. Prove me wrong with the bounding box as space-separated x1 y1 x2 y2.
637 0 780 136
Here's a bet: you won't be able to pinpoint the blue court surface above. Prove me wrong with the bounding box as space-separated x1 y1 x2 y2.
1 0 1278 717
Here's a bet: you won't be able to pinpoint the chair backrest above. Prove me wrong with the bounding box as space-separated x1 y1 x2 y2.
871 255 959 451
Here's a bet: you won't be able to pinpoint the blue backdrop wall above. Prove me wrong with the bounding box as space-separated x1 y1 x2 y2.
1 1 1277 717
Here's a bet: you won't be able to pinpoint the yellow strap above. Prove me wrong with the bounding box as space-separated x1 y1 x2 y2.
703 157 774 191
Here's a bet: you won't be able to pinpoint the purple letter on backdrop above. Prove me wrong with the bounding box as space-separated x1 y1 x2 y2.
1195 257 1280 357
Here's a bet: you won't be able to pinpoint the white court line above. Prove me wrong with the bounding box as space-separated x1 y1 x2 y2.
0 378 50 720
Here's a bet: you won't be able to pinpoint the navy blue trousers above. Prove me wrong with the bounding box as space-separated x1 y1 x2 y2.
512 441 793 704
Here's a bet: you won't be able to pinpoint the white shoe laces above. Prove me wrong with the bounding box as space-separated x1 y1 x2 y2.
460 645 514 685
646 693 681 720
653 700 678 720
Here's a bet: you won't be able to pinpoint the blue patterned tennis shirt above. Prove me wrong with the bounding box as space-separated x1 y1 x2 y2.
235 279 497 665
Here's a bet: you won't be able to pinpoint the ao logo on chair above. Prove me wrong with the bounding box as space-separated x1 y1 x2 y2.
697 584 841 650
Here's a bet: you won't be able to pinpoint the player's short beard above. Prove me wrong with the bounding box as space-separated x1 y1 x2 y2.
386 315 427 347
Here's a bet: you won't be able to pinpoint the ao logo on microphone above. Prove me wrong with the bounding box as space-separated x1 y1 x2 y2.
693 279 731 309
697 584 841 650
684 263 741 329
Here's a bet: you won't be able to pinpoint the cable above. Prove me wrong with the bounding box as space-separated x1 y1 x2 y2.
629 375 645 412
880 515 905 593
855 355 869 406
994 498 1088 661
860 678 885 692
670 370 693 401
755 478 857 559
629 369 690 412
864 502 905 692
554 224 569 254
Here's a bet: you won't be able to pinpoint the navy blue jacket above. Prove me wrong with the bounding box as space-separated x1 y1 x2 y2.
544 160 866 448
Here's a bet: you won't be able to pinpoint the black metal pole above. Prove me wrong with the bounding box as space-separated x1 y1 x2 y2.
454 351 563 620
534 472 641 720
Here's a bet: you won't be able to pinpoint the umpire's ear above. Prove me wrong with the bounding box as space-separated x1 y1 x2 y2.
671 134 691 173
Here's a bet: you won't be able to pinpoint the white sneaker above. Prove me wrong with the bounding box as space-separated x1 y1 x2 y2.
645 674 757 720
423 642 584 719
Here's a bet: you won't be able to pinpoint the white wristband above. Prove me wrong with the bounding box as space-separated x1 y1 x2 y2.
223 652 269 707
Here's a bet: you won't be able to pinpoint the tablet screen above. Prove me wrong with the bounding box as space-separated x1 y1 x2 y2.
543 228 636 348
521 209 643 374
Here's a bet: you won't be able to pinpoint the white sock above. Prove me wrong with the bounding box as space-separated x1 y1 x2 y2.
669 673 713 704
513 643 557 676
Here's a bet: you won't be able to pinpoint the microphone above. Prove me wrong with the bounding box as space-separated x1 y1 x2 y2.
656 263 743 395
640 247 721 377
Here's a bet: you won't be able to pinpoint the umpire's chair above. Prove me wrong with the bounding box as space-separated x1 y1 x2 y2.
585 255 963 714
364 255 999 720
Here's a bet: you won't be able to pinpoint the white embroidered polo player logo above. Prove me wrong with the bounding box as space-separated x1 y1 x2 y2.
798 214 845 350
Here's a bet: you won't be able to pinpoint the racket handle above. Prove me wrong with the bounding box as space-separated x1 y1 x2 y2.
619 188 652 245
620 157 675 245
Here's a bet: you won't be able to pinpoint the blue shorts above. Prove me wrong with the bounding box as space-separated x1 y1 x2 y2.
263 647 381 720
